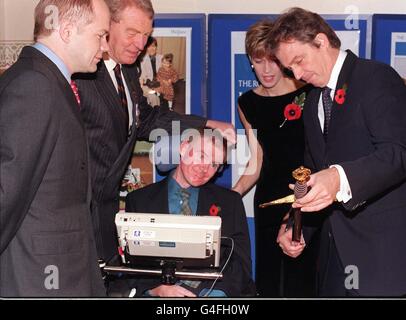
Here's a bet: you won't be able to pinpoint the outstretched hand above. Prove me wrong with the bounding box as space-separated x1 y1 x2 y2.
206 120 236 145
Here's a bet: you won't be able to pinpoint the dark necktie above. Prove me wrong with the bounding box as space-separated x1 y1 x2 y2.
179 189 193 216
70 80 81 107
322 87 333 138
113 64 129 128
150 55 157 79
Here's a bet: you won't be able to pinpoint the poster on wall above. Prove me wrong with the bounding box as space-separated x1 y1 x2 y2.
120 15 206 208
372 14 406 78
391 32 406 78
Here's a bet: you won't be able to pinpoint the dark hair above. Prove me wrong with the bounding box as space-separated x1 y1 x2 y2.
34 0 95 41
146 36 157 47
245 19 275 59
268 7 341 52
104 0 154 22
163 53 174 64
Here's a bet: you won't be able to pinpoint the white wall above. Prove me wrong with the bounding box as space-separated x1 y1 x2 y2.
2 0 38 41
152 0 406 14
2 0 406 42
0 0 5 40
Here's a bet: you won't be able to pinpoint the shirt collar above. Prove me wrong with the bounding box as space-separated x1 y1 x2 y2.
32 42 71 83
168 171 199 195
326 50 347 91
103 56 119 73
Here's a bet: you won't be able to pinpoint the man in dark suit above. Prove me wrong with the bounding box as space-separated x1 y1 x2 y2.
271 8 406 296
75 0 236 267
124 130 254 297
0 0 111 296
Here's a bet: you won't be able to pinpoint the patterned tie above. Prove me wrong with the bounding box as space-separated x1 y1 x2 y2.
70 80 81 107
321 87 333 138
178 187 201 289
179 189 193 216
113 64 129 127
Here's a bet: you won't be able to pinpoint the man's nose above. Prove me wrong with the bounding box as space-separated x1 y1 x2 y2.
292 66 303 81
133 34 148 50
101 36 110 53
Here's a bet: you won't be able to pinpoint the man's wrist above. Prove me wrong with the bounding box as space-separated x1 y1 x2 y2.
330 164 352 203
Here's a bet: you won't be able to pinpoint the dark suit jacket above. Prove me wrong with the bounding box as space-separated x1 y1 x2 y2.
124 177 255 297
0 47 105 297
303 50 406 296
74 62 206 263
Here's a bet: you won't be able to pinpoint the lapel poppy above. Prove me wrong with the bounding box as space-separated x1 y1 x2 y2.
280 92 306 128
335 84 348 105
209 204 221 216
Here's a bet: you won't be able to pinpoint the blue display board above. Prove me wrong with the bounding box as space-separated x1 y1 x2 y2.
372 14 406 78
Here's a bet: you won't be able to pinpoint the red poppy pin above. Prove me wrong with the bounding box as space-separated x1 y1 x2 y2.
335 84 348 105
280 92 306 128
209 204 221 216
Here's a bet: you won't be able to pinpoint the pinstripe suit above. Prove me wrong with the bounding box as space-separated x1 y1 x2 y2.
75 61 206 262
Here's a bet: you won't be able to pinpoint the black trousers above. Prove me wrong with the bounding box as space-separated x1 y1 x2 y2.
318 220 359 297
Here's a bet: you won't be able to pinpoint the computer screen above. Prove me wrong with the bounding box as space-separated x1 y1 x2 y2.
115 212 222 269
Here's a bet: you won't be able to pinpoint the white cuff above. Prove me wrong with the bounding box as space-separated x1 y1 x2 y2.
330 165 352 203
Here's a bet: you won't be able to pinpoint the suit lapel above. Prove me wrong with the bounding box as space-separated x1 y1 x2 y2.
23 47 85 129
95 61 128 139
305 86 326 162
329 50 357 136
123 63 141 132
148 179 170 213
196 184 214 217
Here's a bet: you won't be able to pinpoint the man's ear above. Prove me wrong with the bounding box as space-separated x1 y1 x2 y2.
179 140 188 159
314 33 328 48
59 22 74 43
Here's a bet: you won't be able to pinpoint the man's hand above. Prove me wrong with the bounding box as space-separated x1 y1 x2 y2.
276 219 305 258
291 167 339 212
149 284 196 297
206 120 236 145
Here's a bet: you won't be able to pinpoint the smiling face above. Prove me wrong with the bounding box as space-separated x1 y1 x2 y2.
107 5 153 65
275 35 335 88
175 135 225 188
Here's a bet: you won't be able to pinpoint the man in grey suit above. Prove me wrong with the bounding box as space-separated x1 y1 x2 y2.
75 0 236 273
0 0 110 297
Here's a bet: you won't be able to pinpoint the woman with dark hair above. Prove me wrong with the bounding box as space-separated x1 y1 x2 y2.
232 19 317 297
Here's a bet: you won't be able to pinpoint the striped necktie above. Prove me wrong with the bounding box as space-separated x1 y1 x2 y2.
70 80 81 107
113 64 129 127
